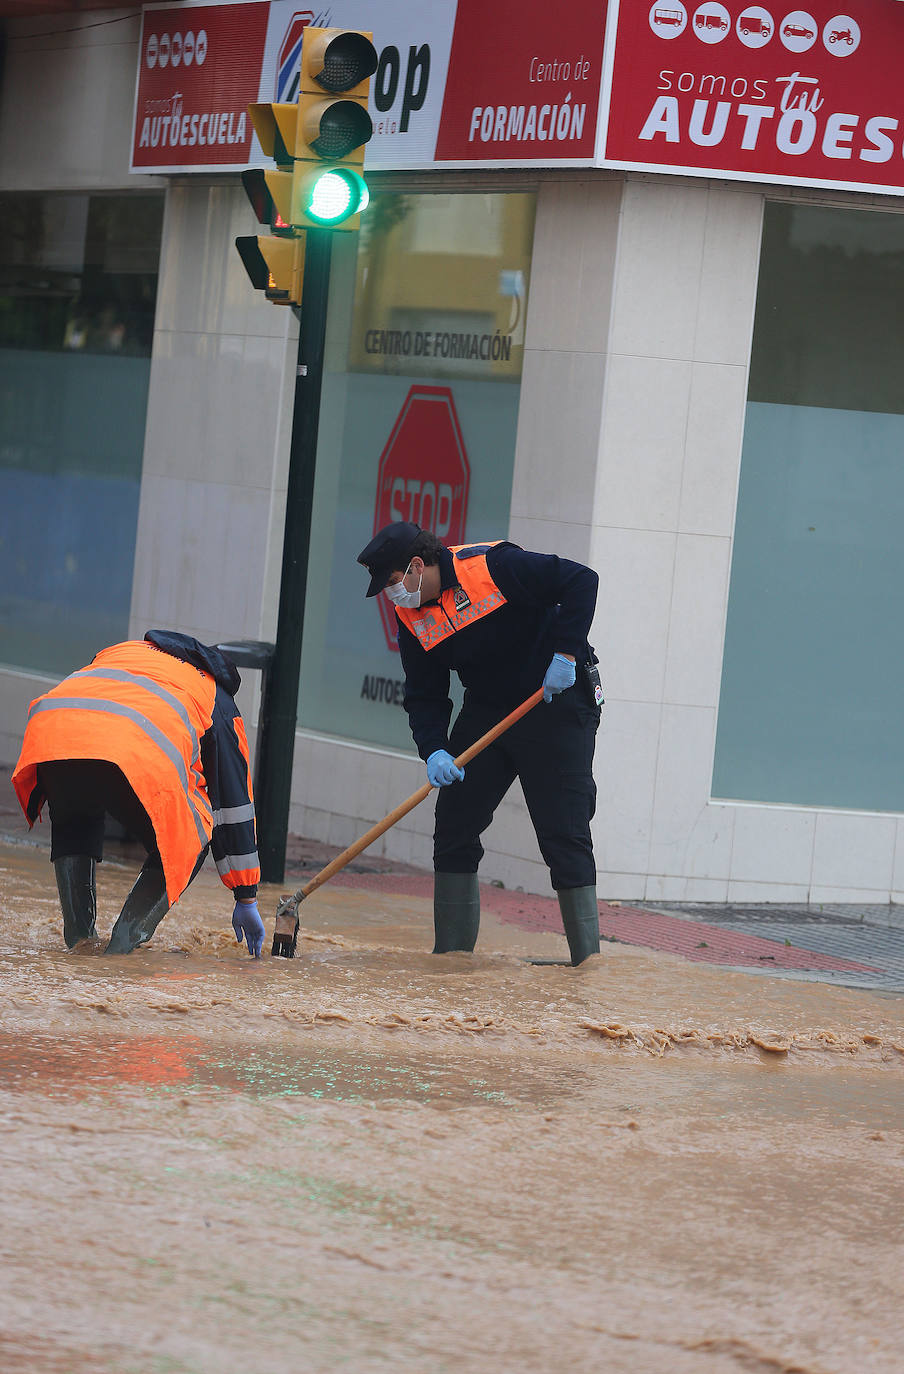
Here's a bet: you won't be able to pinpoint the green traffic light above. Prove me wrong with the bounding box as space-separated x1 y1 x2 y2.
305 168 369 226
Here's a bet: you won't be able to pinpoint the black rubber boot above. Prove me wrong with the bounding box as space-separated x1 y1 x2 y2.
105 859 170 954
433 872 480 953
54 856 98 948
558 886 601 966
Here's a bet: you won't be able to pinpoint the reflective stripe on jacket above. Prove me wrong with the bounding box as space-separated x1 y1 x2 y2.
12 639 259 904
394 544 507 652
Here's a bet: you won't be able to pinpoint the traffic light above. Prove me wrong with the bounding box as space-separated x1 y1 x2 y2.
293 27 378 231
236 102 302 305
235 233 305 306
245 29 377 234
236 27 376 305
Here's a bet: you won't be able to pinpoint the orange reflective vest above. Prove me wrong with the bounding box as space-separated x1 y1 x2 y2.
12 640 255 904
394 544 507 652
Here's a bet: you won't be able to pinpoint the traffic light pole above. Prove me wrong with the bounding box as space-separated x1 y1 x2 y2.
254 227 333 884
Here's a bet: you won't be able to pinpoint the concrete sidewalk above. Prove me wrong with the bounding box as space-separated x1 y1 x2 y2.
3 763 901 992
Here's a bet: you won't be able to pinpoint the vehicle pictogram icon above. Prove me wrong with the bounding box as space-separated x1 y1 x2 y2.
737 6 774 47
692 3 732 43
780 10 818 50
822 14 860 54
649 2 688 38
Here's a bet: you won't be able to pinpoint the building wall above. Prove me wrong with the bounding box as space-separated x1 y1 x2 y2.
589 178 763 902
0 9 161 760
0 10 158 195
0 9 292 743
126 177 297 744
285 173 904 907
287 173 754 895
4 14 904 902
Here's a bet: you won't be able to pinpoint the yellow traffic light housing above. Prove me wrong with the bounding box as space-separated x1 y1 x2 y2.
247 103 299 167
298 95 373 164
240 167 295 231
235 234 305 306
300 27 377 98
292 26 377 231
293 165 369 228
237 27 376 304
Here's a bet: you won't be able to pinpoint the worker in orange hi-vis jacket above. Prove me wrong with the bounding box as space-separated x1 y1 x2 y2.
12 630 264 957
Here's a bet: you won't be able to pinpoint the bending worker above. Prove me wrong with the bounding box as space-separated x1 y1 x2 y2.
357 522 604 966
12 631 265 957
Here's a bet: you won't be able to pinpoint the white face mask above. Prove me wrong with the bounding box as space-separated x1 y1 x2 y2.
385 563 422 609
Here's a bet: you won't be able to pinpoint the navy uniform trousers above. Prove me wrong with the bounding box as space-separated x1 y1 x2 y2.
38 760 159 863
433 687 600 890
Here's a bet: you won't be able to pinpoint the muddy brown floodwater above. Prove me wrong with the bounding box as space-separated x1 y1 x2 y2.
1 835 903 1374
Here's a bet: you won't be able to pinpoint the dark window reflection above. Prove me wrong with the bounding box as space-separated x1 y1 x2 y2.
749 203 904 416
0 193 163 358
0 192 164 675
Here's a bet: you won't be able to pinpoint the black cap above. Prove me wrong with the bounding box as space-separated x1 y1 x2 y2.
357 522 421 597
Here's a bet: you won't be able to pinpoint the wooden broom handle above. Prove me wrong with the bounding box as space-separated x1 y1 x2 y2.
291 687 545 904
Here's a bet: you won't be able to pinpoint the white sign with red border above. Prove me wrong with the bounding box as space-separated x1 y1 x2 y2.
130 0 608 173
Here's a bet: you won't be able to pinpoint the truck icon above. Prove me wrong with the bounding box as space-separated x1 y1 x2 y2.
695 12 729 30
828 26 854 44
740 15 771 37
654 8 684 25
782 21 814 39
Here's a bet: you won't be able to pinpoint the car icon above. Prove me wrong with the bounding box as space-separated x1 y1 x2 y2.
782 21 814 38
828 27 854 44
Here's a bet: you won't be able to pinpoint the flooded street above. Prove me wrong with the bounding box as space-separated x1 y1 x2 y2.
1 835 902 1374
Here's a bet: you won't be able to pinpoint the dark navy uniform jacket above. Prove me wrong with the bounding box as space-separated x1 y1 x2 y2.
397 543 599 761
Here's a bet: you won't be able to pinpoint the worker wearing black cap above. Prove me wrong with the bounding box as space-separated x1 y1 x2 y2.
356 522 603 965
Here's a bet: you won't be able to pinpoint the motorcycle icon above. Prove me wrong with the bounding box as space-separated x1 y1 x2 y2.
828 27 853 44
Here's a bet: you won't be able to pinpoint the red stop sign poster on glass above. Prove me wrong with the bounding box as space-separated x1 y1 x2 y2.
373 385 470 652
601 0 904 194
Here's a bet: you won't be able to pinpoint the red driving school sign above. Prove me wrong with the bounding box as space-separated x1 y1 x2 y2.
601 0 904 194
434 0 604 163
132 2 269 170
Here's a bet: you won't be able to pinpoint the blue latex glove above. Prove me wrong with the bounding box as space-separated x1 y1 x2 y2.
543 653 576 703
232 899 265 958
427 750 465 787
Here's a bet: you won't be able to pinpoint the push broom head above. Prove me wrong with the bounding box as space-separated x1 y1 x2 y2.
271 895 300 958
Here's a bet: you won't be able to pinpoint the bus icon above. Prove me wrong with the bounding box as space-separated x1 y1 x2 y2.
650 3 687 35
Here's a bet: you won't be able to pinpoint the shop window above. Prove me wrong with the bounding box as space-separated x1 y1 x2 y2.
714 202 904 811
0 193 163 675
299 188 536 752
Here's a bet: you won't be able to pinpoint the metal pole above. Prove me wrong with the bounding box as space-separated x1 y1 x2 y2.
255 227 333 884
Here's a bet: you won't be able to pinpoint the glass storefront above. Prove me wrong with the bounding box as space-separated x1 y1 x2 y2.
298 188 536 752
0 192 164 675
713 202 904 811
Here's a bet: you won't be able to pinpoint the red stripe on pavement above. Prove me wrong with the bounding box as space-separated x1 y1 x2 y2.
329 873 878 974
593 905 878 974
